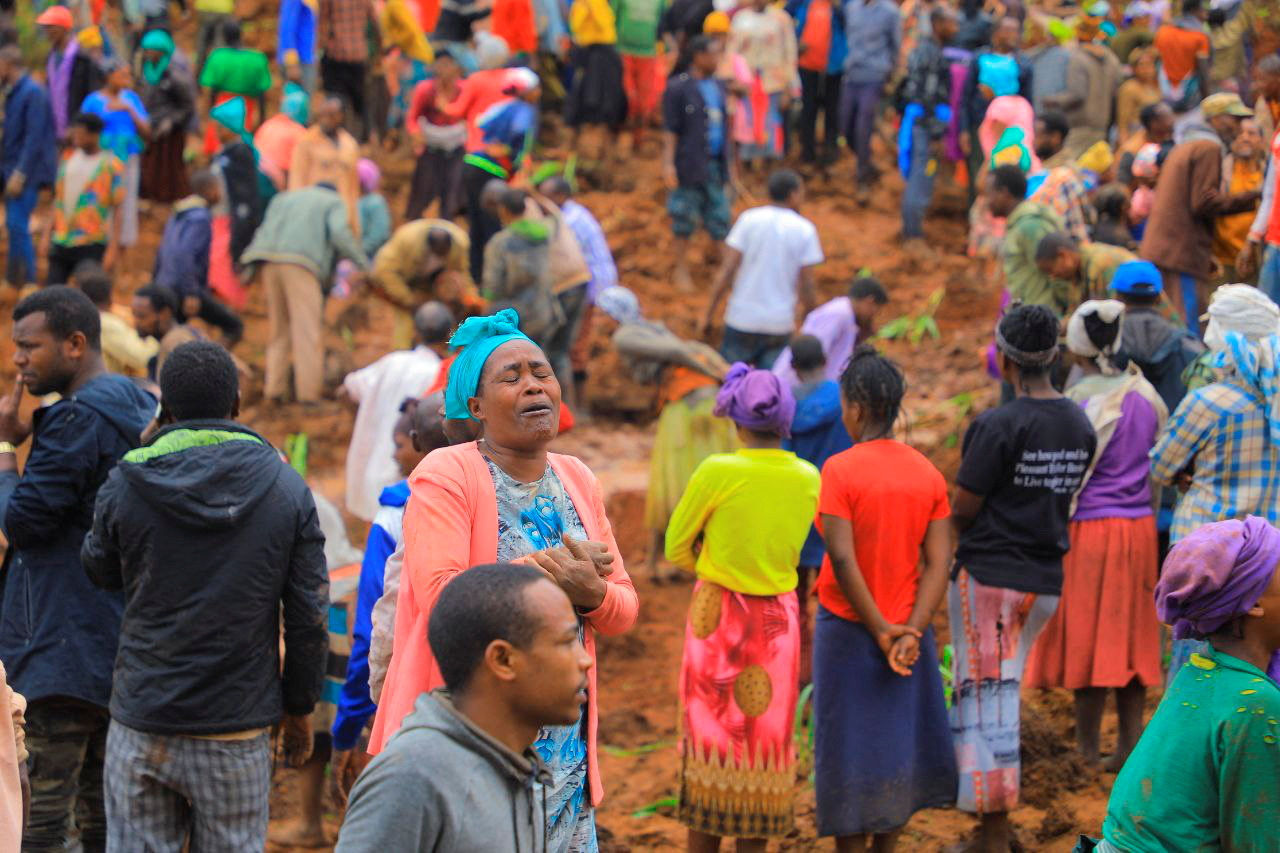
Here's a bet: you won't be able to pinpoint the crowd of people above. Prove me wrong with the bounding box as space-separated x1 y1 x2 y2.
0 0 1276 851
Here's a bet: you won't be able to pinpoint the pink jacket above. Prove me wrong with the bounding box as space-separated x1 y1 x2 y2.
367 442 638 806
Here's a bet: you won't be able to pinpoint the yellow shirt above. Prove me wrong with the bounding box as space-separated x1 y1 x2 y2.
570 0 617 46
100 310 157 378
665 448 820 596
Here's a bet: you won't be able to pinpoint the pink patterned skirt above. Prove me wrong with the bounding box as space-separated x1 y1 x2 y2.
678 580 799 838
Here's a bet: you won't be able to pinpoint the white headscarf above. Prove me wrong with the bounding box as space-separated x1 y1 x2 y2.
1203 284 1280 353
1067 299 1126 374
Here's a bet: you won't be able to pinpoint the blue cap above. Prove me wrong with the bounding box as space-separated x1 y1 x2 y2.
1110 260 1163 295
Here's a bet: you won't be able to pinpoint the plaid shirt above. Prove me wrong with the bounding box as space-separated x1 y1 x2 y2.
561 200 617 301
319 0 371 62
1150 377 1280 543
1028 166 1091 245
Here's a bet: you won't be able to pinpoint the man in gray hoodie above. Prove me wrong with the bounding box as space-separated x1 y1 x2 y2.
335 563 592 853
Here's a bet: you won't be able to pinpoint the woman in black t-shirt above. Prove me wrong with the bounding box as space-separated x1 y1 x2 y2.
947 305 1097 853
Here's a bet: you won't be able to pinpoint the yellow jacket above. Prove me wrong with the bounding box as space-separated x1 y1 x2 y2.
570 0 617 46
381 0 434 63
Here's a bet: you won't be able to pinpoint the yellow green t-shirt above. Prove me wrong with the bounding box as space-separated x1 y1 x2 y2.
665 448 820 596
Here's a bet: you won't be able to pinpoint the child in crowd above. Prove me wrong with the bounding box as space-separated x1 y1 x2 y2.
331 396 449 799
152 169 244 345
45 111 124 285
783 334 851 685
1101 517 1280 852
1091 184 1136 250
666 364 819 850
357 159 393 259
1025 301 1166 769
813 345 956 851
80 57 149 260
1127 142 1161 241
950 304 1096 853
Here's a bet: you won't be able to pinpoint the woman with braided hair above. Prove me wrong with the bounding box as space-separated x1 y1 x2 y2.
1026 301 1167 770
811 344 957 850
949 304 1097 853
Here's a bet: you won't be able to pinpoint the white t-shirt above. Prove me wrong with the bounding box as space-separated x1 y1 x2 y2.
723 205 824 335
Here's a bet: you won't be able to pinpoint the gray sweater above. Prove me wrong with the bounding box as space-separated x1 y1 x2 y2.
335 690 552 853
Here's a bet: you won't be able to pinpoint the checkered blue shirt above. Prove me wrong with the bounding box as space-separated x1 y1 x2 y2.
1150 377 1280 543
561 200 617 302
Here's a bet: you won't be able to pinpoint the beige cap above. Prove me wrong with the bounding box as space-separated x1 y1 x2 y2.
1201 92 1254 118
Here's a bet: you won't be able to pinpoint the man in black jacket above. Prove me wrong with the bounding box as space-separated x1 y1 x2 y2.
82 340 329 851
0 285 156 851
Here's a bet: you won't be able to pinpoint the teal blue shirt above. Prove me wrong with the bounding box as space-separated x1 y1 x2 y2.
1103 645 1280 852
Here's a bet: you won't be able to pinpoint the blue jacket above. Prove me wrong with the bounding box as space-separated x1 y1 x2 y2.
278 0 318 66
0 374 156 706
332 480 409 751
1 75 57 189
153 197 212 300
784 380 852 566
787 0 847 76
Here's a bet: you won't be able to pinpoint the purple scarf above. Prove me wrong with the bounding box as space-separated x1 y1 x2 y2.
47 39 79 139
714 362 796 438
1157 516 1280 681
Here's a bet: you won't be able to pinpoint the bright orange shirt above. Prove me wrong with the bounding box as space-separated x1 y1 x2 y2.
797 0 833 73
815 439 950 625
1154 24 1210 86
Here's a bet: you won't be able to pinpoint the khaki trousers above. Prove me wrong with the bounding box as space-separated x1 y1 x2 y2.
263 263 324 402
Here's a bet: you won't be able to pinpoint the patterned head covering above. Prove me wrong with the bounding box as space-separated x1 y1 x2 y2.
444 309 535 421
714 363 796 438
1157 517 1280 680
596 286 641 325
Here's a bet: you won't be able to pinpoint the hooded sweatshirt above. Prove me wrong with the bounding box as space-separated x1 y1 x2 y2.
153 195 213 300
0 374 156 707
784 379 852 566
337 689 552 853
81 420 329 734
1119 307 1205 414
481 218 563 346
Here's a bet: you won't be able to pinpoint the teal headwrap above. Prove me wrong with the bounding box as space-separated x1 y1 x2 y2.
210 96 253 145
444 309 533 420
282 82 310 125
140 29 175 86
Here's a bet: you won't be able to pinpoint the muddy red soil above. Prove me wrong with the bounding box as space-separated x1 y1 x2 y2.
2 16 1142 847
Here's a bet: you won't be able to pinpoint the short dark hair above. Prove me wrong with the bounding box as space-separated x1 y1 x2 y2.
539 176 573 198
159 341 239 420
688 34 718 57
13 285 101 350
1183 0 1203 12
990 163 1028 199
766 169 802 203
221 18 242 45
189 169 219 194
1139 101 1171 129
930 6 957 26
498 187 528 216
71 111 104 134
997 304 1060 377
428 564 549 692
790 334 826 371
1036 110 1069 140
839 344 905 427
426 226 454 257
1035 231 1078 262
134 284 178 316
849 275 887 303
74 263 113 306
1092 183 1130 219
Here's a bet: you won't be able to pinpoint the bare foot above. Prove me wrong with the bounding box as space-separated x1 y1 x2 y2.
268 821 328 849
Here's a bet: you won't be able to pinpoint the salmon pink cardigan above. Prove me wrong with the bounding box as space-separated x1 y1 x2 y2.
367 442 638 806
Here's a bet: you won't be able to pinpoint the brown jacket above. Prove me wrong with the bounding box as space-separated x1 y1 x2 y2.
1140 130 1259 278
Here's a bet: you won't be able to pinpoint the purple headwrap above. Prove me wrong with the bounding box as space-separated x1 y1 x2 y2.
1157 516 1280 681
714 362 796 438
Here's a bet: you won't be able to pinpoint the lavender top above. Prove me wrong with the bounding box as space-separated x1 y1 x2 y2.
1074 391 1160 521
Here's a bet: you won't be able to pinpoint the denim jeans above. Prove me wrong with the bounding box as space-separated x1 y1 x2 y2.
720 326 791 370
5 183 38 286
1260 243 1280 304
901 122 934 239
840 78 883 185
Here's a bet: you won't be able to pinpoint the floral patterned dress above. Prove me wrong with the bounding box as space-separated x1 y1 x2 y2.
488 458 598 853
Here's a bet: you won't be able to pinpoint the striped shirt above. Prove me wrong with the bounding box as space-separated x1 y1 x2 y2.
561 199 617 301
1149 377 1280 542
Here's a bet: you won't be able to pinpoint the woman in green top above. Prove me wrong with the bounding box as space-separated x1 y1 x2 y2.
1099 516 1280 853
199 19 272 155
